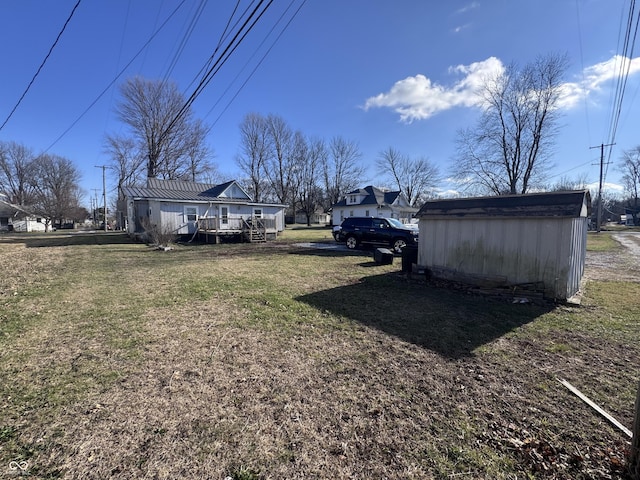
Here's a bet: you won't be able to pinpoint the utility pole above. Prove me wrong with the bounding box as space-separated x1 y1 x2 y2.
91 188 100 227
590 143 614 233
95 165 108 231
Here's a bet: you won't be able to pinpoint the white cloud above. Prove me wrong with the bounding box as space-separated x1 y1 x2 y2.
456 2 480 14
363 54 640 122
586 181 625 195
558 55 640 109
453 23 471 34
363 57 504 122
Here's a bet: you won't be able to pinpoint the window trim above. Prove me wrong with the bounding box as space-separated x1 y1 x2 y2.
184 206 198 223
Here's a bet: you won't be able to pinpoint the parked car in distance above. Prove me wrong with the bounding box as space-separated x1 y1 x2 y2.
334 217 418 253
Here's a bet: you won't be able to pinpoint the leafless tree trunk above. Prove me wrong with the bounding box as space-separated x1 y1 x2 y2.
376 147 440 207
452 53 568 195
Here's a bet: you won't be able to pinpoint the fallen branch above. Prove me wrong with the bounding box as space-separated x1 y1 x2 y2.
557 378 632 438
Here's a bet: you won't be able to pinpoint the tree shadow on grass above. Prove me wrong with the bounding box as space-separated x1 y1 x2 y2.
295 272 555 359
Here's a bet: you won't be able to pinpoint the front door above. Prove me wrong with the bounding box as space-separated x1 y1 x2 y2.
184 206 198 234
220 206 229 229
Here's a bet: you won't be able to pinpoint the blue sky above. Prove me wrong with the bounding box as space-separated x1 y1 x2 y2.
1 0 639 206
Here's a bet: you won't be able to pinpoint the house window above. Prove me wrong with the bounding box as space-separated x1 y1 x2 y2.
349 210 354 217
221 206 228 225
349 195 357 204
253 208 263 218
185 206 197 222
365 210 369 217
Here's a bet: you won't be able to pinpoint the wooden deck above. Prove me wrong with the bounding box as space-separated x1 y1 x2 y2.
197 216 277 243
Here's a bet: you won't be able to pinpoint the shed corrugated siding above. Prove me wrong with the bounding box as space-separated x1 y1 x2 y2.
418 217 587 299
565 217 587 298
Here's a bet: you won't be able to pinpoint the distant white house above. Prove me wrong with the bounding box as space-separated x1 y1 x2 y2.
121 178 287 242
0 197 47 232
295 207 331 225
331 186 418 225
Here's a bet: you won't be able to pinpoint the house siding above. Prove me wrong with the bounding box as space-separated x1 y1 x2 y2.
159 203 194 235
151 202 286 235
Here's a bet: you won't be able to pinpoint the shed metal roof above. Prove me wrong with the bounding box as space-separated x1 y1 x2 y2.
416 190 591 218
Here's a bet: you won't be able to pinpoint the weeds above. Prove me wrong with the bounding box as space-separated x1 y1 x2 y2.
0 230 637 479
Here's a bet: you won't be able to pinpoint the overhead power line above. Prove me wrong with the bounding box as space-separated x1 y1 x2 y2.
0 0 82 133
603 0 639 183
43 0 188 153
160 0 275 142
209 0 307 127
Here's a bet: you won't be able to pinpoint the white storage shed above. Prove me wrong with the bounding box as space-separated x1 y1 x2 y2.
415 190 591 300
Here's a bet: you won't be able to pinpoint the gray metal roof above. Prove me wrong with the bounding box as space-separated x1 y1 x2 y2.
121 179 287 207
416 190 591 218
333 185 411 209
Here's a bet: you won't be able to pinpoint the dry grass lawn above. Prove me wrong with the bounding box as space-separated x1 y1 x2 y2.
0 228 639 479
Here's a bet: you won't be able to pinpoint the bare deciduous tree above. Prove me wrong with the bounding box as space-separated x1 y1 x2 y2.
294 135 326 226
236 113 270 202
323 136 366 210
376 147 439 207
31 154 83 230
453 53 568 195
183 119 214 182
0 141 38 206
114 76 214 180
104 134 145 192
264 114 295 205
548 173 590 192
619 146 640 225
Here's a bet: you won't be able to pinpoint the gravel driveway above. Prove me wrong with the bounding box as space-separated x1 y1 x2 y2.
585 232 640 282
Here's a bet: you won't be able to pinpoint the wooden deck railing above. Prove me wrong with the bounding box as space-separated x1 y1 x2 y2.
198 216 276 232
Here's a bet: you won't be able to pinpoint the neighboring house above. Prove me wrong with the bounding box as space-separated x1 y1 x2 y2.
295 207 331 225
331 186 418 225
121 178 287 242
0 197 46 232
625 207 640 226
415 190 591 301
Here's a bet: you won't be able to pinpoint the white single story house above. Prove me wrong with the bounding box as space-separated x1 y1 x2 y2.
331 186 418 225
415 190 591 300
0 197 47 232
121 178 287 242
